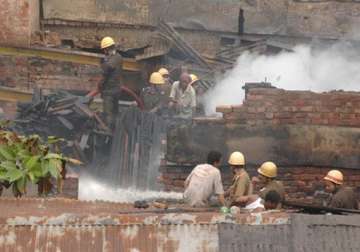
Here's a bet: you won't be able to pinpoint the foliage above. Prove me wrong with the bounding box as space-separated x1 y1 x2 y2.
0 128 80 197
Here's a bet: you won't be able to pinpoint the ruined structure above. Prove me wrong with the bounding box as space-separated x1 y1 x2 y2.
1 1 360 252
162 86 360 200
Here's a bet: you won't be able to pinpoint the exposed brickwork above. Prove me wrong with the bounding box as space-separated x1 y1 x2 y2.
160 163 360 201
217 88 360 127
162 88 360 200
0 0 39 47
0 55 101 92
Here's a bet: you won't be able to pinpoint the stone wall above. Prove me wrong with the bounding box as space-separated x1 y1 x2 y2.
0 0 39 46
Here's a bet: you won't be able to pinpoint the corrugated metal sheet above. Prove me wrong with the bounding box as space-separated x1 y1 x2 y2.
219 213 360 252
4 198 360 252
0 198 290 252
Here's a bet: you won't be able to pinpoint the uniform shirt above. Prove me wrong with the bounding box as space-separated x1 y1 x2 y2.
142 87 163 111
328 186 359 209
259 180 285 202
228 170 253 205
170 81 196 118
184 163 224 207
100 52 123 94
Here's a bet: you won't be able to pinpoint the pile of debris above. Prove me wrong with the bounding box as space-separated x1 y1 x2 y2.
12 88 110 164
12 89 171 190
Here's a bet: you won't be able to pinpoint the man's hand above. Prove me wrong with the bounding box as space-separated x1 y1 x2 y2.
218 194 226 206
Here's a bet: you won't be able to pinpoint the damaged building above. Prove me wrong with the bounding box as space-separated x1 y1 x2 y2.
1 0 360 251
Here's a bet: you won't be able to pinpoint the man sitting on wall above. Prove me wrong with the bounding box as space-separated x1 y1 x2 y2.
184 151 226 207
323 170 359 209
240 190 282 212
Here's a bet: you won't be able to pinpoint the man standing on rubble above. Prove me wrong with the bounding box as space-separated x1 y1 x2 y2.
169 73 196 119
323 170 359 209
98 36 123 129
225 151 253 207
184 151 226 207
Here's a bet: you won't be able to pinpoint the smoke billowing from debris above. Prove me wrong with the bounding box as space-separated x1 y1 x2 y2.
204 41 360 115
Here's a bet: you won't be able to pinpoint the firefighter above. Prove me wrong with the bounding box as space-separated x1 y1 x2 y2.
225 151 253 207
323 170 359 209
98 36 123 129
141 72 169 113
158 68 171 85
169 73 196 119
256 161 285 203
189 74 205 116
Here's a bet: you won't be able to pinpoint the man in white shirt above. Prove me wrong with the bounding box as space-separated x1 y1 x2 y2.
169 73 196 119
184 151 225 207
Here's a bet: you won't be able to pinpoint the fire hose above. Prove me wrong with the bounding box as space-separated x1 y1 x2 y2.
86 86 145 110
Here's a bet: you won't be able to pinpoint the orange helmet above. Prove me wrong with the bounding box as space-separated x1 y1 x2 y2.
324 170 343 185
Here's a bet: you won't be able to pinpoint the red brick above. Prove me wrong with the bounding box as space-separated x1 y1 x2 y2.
216 105 233 113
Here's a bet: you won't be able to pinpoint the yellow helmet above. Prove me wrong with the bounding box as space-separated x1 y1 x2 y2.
158 68 169 76
258 161 277 178
228 152 245 166
149 72 165 85
100 37 115 49
189 74 199 85
324 170 343 185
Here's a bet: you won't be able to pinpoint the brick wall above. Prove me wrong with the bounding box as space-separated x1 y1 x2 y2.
0 0 39 46
0 54 101 118
161 87 360 200
160 163 360 201
217 88 360 127
0 55 101 92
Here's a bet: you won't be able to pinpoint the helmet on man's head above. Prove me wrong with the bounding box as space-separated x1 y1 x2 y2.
189 74 199 85
149 72 165 85
324 170 343 185
258 161 277 178
228 152 245 166
158 68 169 76
101 37 115 49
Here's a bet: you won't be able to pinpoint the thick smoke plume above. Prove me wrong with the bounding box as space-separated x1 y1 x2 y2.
204 41 360 115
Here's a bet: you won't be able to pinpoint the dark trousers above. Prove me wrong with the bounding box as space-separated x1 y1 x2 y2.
102 92 119 129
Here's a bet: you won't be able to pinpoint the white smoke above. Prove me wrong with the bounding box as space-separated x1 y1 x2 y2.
204 41 360 115
79 176 183 203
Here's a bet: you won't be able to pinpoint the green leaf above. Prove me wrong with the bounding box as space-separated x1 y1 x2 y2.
17 149 30 159
47 136 65 144
48 159 61 178
0 161 17 171
41 160 50 176
44 153 63 160
0 146 15 161
0 169 7 180
24 155 40 170
6 169 23 183
16 176 27 194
